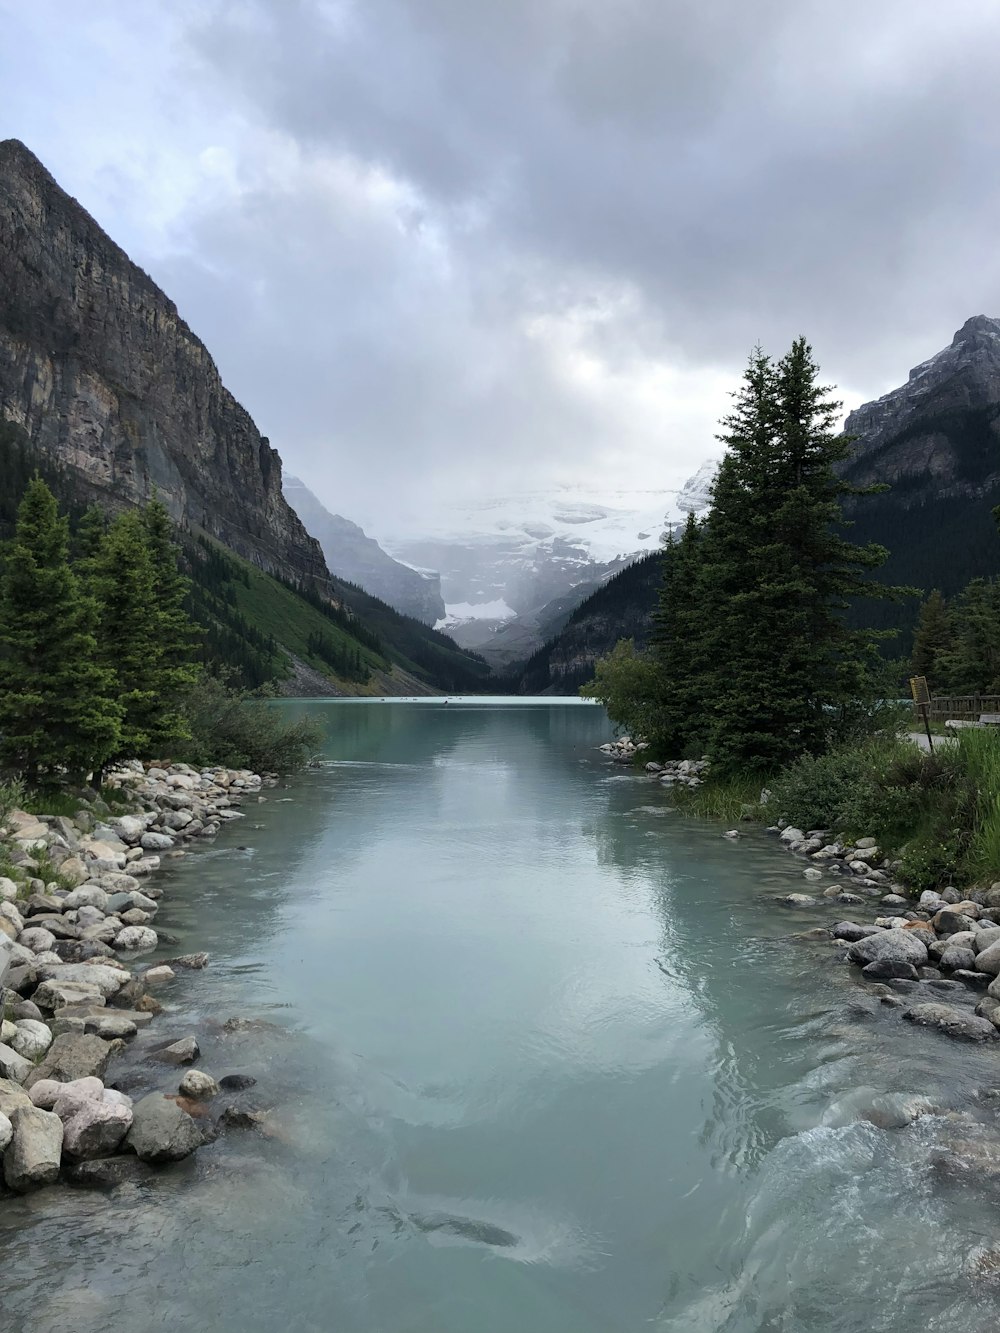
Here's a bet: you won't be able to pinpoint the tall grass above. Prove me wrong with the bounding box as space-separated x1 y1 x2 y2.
672 774 764 823
957 728 1000 883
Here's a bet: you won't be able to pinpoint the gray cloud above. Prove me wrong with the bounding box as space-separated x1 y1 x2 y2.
5 1 1000 532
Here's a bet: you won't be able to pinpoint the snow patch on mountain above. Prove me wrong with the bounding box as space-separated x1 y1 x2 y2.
435 600 517 630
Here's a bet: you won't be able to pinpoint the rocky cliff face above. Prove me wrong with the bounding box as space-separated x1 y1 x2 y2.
283 476 445 624
843 315 1000 500
0 139 327 582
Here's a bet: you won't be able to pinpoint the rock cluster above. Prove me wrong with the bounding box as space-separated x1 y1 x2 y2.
0 760 269 1192
600 740 709 789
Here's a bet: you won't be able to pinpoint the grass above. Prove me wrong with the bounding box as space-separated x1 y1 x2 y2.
671 774 765 823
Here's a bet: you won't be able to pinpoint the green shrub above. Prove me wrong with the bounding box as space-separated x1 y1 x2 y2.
0 777 26 825
175 674 320 773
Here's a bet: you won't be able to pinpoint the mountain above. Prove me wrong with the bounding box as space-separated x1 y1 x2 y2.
0 138 324 583
385 476 717 664
517 554 665 694
519 317 1000 693
841 315 1000 627
283 475 445 625
0 140 491 696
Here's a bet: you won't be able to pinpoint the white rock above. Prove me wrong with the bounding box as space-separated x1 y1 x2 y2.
780 827 806 844
114 926 158 952
143 965 175 984
10 1020 53 1061
0 877 20 902
179 1068 219 1099
62 885 109 911
0 1110 11 1151
37 964 128 997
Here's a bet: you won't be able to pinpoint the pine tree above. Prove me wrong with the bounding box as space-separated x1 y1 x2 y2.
650 513 711 754
911 589 951 686
141 496 201 695
88 510 194 758
0 478 121 783
937 579 1000 693
700 340 904 774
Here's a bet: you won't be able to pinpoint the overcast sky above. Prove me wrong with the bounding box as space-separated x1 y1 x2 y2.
3 0 1000 536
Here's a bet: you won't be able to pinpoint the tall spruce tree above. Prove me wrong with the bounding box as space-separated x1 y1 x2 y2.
0 478 121 783
89 510 195 758
142 495 201 684
650 513 711 754
911 589 952 686
700 339 901 774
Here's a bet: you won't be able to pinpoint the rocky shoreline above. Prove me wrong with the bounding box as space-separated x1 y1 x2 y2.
0 761 276 1193
766 821 1000 1042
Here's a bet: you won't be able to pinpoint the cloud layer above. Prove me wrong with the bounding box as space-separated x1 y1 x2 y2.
3 1 1000 532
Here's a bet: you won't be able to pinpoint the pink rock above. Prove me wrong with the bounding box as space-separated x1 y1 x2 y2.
29 1076 104 1110
62 1099 133 1159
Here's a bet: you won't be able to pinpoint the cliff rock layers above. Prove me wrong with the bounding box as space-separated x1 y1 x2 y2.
0 139 326 582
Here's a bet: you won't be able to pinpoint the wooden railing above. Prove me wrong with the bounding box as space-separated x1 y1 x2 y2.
926 695 1000 723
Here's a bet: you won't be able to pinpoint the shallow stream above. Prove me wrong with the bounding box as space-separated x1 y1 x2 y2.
4 699 1000 1332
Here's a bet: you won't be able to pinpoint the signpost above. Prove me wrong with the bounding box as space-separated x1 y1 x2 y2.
910 675 934 753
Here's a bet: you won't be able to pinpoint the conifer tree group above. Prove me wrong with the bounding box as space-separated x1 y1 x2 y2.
592 339 902 776
0 481 200 785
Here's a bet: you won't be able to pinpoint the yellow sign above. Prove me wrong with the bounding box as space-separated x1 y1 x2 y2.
910 675 931 707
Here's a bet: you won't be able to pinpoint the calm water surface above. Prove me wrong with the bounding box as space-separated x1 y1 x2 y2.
4 699 1000 1332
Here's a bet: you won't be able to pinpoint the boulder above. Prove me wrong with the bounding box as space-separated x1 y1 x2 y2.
32 979 105 1010
126 1092 201 1163
975 927 1000 954
108 816 145 845
782 893 817 907
18 927 56 954
831 922 883 942
976 997 1000 1030
140 832 174 852
61 1098 133 1159
10 1019 53 1061
218 1073 257 1092
847 931 928 968
0 1110 11 1151
975 939 1000 976
903 1002 999 1042
154 1036 200 1065
179 1069 219 1100
169 953 209 970
92 1014 137 1040
0 1077 32 1118
0 1042 32 1083
37 963 128 997
142 965 174 985
861 959 919 980
26 1033 114 1088
933 909 977 936
113 926 157 952
3 1105 63 1190
62 886 109 912
940 946 978 972
30 1076 104 1110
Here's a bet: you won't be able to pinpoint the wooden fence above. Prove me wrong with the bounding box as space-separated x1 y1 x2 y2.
925 695 1000 723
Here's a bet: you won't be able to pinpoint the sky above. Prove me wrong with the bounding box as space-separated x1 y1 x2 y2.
3 0 1000 537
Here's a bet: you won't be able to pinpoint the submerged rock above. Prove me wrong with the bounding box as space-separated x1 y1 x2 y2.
903 1002 999 1042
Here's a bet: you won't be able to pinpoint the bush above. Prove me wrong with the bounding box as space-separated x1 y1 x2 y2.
175 674 320 773
0 777 27 825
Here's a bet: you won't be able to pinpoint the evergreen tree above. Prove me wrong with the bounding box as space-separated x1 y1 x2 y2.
650 514 710 754
0 478 121 783
88 510 193 757
910 589 952 686
937 579 1000 693
699 340 904 774
141 495 201 684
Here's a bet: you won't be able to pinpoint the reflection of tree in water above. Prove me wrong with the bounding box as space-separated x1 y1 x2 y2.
580 781 824 1177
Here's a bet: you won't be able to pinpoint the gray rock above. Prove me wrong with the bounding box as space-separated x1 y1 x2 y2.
881 894 909 908
30 1075 104 1110
782 893 817 907
32 978 105 1010
940 946 978 972
113 926 157 952
218 1073 257 1091
830 922 882 942
976 997 1000 1030
0 1042 32 1083
11 999 43 1022
168 952 209 970
62 885 109 912
0 1110 11 1151
108 816 145 845
126 1092 201 1163
92 1014 137 1040
0 1077 32 1118
154 1036 200 1065
26 1032 114 1088
36 963 128 997
903 1002 999 1041
2 1105 63 1191
975 927 1000 955
861 959 919 980
933 909 977 935
18 926 57 953
954 969 991 989
61 1099 133 1159
179 1069 219 1099
64 1155 155 1190
847 931 929 968
10 1019 52 1060
140 832 174 852
975 939 1000 976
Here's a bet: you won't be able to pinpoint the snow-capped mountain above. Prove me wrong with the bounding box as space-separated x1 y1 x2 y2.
380 464 719 655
